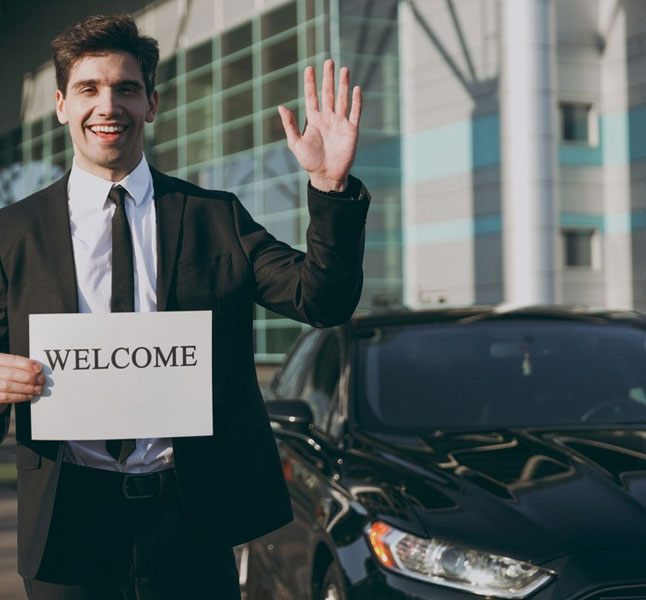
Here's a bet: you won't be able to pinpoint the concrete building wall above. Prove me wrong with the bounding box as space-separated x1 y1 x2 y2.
8 0 646 334
556 0 606 307
401 0 500 308
400 0 646 312
623 2 646 309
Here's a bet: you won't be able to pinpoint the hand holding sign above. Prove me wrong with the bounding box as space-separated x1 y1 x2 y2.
0 352 44 411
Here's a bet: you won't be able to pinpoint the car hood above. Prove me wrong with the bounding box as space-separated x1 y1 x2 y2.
347 427 646 565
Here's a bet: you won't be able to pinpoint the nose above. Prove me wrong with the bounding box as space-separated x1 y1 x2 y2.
96 88 122 117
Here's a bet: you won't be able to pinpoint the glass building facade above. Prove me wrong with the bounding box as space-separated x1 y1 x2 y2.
0 0 402 361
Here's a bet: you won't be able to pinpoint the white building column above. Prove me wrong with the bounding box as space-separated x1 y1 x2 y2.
500 0 559 305
599 2 633 309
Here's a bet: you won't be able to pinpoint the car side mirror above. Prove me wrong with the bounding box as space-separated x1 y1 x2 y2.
266 399 313 433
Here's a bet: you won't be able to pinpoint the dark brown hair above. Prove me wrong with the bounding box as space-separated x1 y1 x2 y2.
51 14 159 96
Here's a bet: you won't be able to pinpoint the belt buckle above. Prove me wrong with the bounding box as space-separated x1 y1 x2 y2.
122 472 161 500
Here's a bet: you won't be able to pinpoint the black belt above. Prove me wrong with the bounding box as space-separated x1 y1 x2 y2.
122 470 174 499
62 462 176 500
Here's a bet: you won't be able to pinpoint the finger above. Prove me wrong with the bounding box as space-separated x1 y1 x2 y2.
0 392 37 404
321 59 335 112
349 85 362 127
278 105 300 149
336 66 349 117
0 352 42 373
0 366 44 386
303 66 319 118
0 377 42 396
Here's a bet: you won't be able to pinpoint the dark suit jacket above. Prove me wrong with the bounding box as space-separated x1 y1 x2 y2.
0 166 370 579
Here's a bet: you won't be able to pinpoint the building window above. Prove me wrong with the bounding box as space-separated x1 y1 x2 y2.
560 102 593 144
221 22 252 57
563 229 595 268
185 40 212 73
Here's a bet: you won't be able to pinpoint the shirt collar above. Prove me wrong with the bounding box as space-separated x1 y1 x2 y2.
68 155 153 209
118 155 152 207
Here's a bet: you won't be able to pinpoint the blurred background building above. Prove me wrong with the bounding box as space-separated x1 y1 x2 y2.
1 0 645 359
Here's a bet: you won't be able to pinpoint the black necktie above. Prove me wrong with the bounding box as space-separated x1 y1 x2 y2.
106 185 136 463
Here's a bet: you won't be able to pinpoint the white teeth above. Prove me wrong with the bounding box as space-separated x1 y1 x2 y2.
90 125 125 133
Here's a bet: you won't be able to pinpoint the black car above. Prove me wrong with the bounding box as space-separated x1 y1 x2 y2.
243 307 646 600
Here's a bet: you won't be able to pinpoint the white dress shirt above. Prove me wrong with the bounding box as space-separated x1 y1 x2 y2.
63 155 174 473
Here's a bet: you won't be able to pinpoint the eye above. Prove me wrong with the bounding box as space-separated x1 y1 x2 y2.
119 86 137 95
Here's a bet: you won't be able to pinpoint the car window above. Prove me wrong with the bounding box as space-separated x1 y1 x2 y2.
273 329 322 399
355 320 646 433
301 331 341 429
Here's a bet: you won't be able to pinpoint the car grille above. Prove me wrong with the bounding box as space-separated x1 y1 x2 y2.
578 585 646 600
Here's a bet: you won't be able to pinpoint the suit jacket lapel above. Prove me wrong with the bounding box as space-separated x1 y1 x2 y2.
36 172 79 314
151 167 186 312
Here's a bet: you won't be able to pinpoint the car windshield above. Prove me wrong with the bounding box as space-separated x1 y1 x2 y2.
355 319 646 433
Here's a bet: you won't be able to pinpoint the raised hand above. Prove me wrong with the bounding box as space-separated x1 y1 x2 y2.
278 59 362 193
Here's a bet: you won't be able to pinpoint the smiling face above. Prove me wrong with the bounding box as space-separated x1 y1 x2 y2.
55 51 158 181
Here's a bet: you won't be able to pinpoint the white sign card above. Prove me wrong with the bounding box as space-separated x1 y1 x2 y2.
29 311 213 440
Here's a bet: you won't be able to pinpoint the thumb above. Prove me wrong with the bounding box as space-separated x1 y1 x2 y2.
278 105 300 149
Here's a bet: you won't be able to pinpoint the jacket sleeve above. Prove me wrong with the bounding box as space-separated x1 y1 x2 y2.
0 257 11 444
233 175 370 327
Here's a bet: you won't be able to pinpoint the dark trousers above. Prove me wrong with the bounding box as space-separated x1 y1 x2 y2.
23 463 240 600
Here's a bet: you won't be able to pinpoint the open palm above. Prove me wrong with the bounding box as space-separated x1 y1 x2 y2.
278 60 362 192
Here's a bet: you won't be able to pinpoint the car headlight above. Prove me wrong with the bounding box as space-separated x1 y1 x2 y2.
366 521 555 598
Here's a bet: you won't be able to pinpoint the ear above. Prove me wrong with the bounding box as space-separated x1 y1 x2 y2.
145 89 159 123
55 90 68 125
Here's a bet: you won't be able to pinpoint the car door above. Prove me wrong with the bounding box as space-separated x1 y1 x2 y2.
257 329 344 599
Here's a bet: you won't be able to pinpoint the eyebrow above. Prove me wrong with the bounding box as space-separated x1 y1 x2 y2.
71 79 144 90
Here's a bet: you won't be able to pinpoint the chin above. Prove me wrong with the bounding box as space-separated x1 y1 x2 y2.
83 152 137 176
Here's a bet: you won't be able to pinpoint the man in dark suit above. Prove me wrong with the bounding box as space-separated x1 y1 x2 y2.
0 13 369 600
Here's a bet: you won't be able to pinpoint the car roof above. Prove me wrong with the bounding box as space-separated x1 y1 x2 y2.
350 305 646 330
